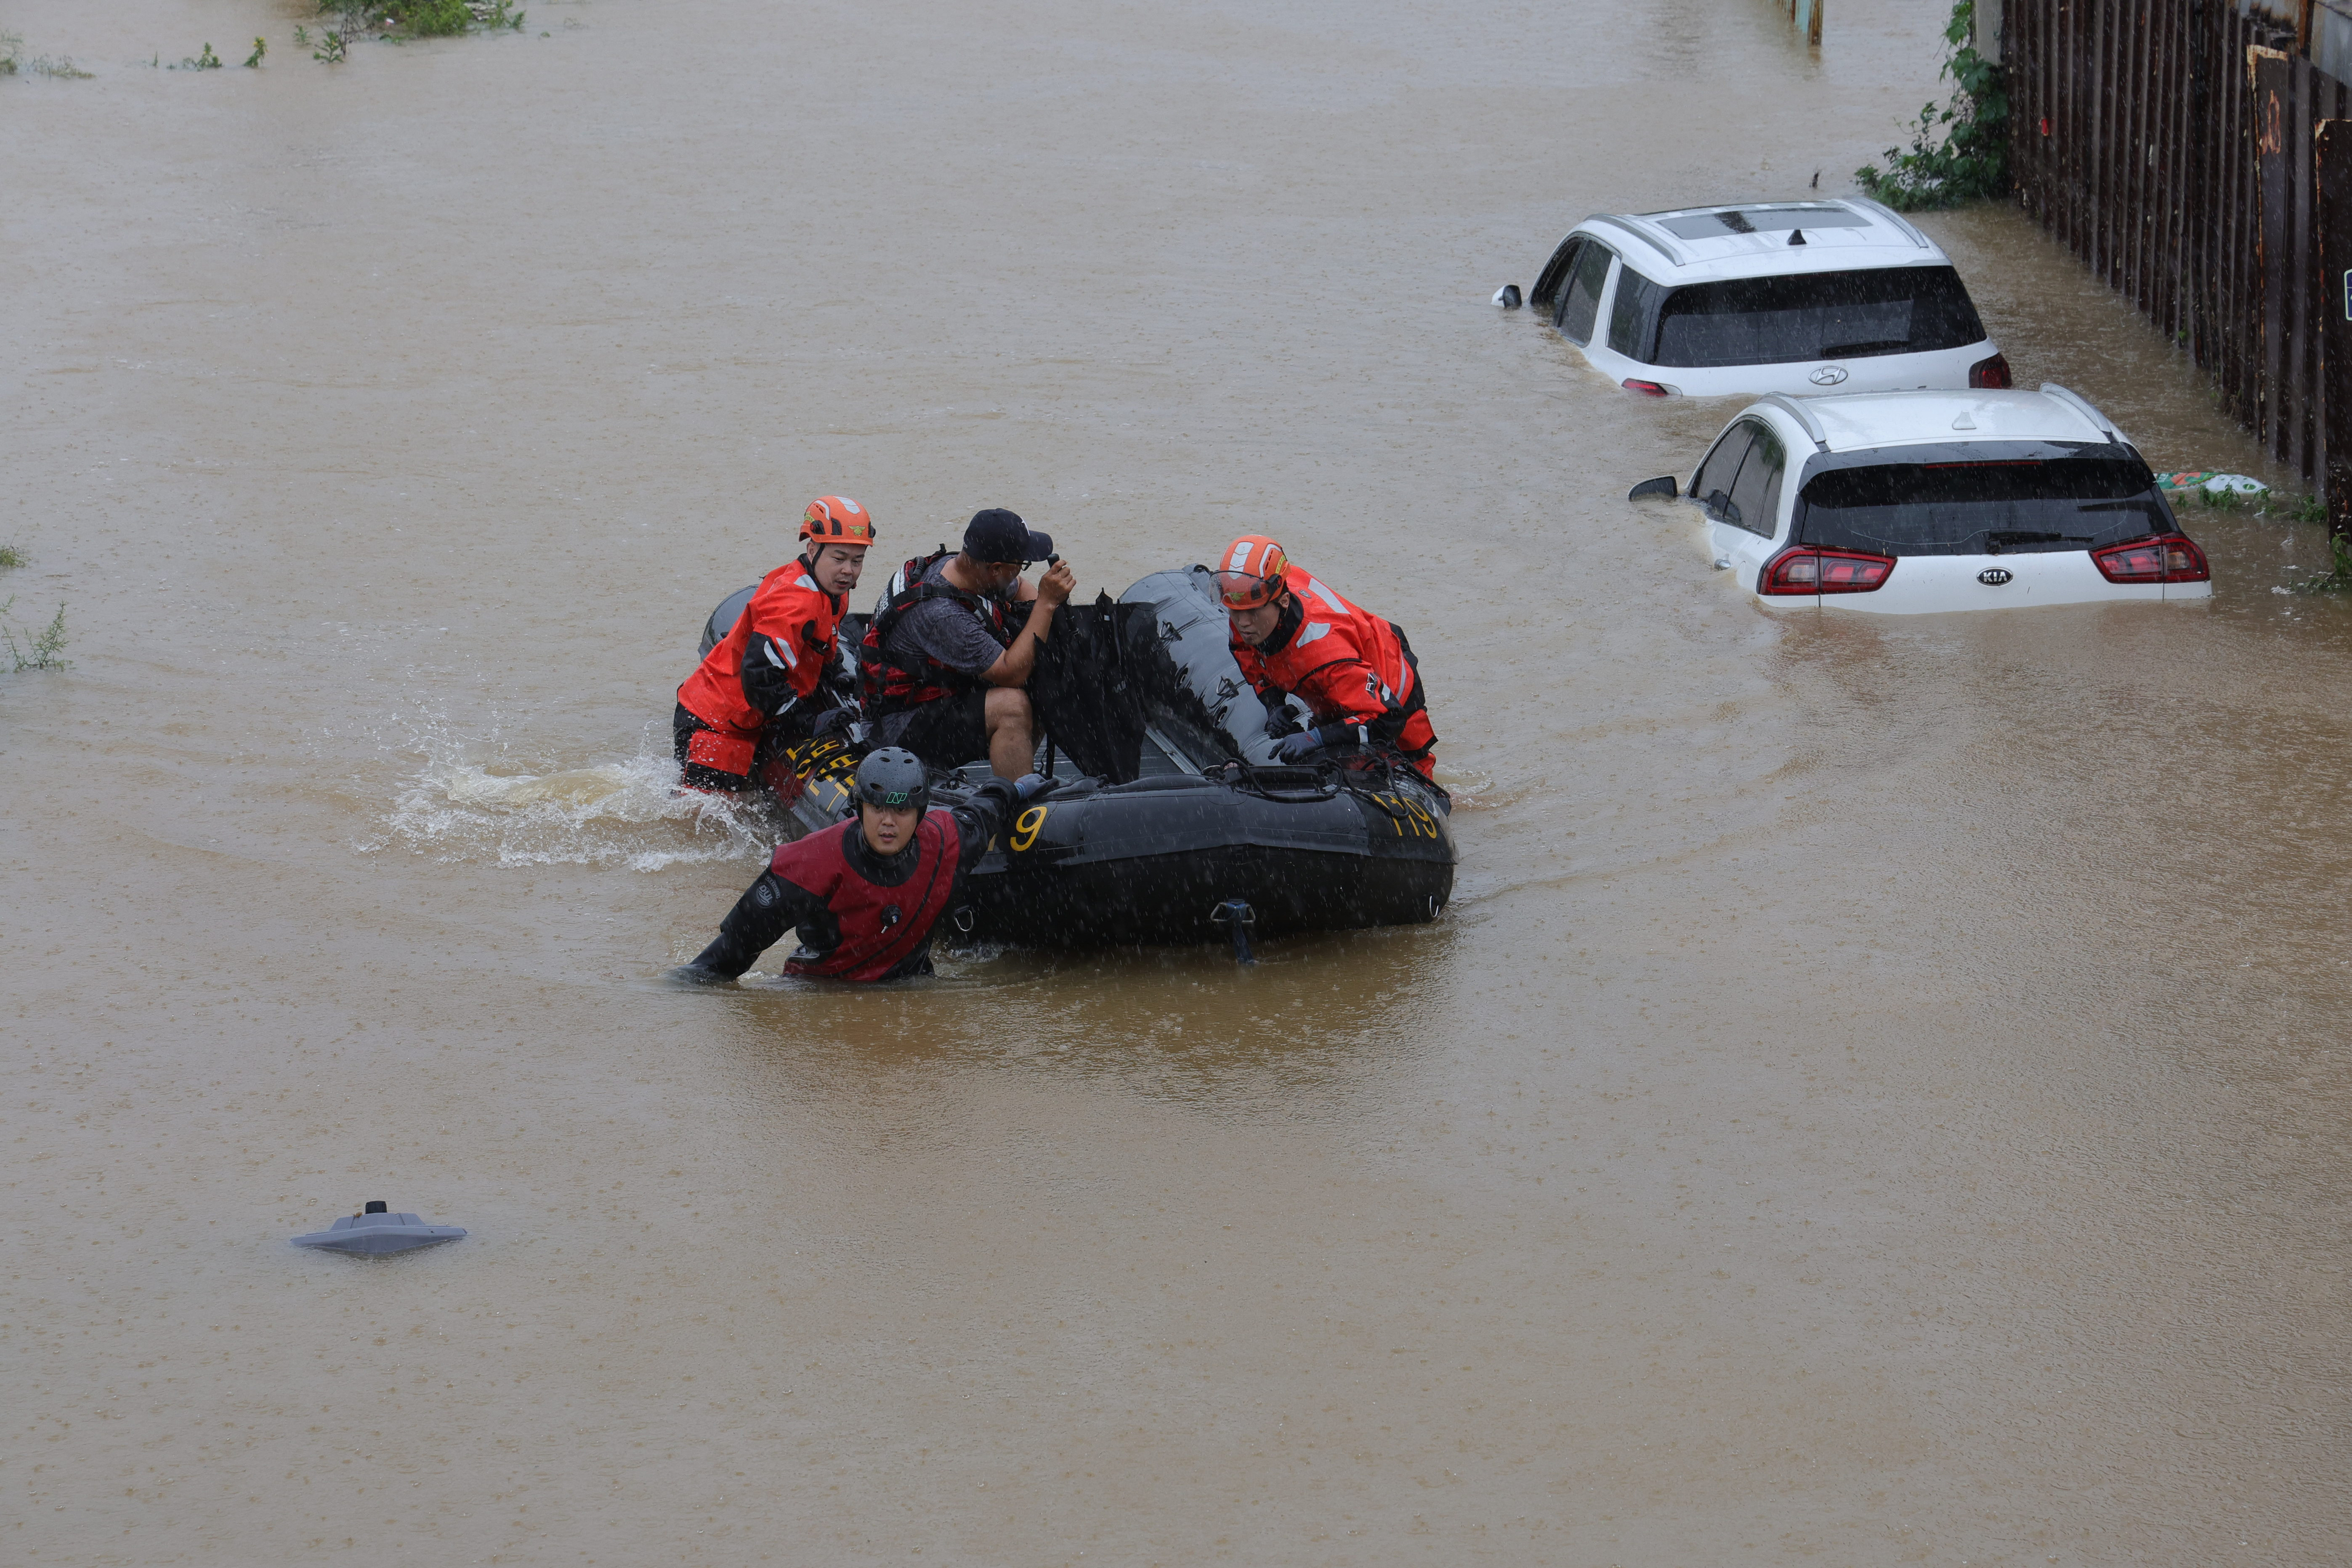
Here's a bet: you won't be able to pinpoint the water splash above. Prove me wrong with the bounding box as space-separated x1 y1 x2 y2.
1429 764 1511 810
382 745 776 871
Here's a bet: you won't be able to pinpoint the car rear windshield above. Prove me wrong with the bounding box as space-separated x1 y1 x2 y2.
1794 451 2177 557
1624 265 1986 368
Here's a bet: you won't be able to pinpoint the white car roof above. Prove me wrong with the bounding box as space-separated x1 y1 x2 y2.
1573 198 1949 283
1756 387 2123 454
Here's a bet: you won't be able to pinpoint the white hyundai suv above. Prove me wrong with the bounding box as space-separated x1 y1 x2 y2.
1529 198 2007 398
1628 386 2213 614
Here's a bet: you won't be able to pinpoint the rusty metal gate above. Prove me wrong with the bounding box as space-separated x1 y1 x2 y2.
2005 1 2352 500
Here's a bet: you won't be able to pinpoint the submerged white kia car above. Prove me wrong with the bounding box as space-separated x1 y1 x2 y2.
1529 198 2008 398
1628 386 2213 614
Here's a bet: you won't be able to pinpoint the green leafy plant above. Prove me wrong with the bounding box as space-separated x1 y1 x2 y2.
245 36 267 67
2290 531 2352 594
28 55 93 78
1 32 21 74
313 29 348 62
0 545 25 570
1856 1 2009 210
1 598 71 671
181 42 223 69
2197 485 2246 513
294 25 310 45
401 0 475 36
2291 492 2328 526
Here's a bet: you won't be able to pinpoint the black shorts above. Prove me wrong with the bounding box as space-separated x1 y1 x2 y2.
884 690 992 770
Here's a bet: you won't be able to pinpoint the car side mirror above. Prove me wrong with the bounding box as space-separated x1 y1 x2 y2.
1626 475 1681 502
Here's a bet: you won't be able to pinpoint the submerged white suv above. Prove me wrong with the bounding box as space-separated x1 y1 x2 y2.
1629 386 2213 614
1530 198 2007 398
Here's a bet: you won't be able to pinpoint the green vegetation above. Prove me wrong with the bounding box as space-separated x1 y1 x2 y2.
313 1 525 45
2153 480 2314 520
313 30 348 62
2 31 91 78
1 556 74 670
1855 1 2009 210
181 42 223 69
244 36 267 67
2216 487 2326 523
2289 531 2352 595
403 0 475 35
1 599 71 672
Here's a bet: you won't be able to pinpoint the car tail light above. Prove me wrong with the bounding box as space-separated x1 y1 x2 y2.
1760 546 1897 595
1621 379 1677 397
1968 353 2013 389
2091 533 2210 583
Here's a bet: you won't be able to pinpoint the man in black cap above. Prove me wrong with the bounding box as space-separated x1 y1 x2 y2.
858 507 1077 780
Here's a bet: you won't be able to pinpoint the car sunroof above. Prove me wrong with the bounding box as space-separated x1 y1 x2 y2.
1655 207 1875 239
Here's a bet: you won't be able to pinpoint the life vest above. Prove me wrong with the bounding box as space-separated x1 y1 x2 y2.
678 560 846 740
1230 569 1438 774
767 812 959 982
858 551 1017 723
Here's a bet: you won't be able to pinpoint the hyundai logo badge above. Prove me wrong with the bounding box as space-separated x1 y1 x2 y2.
1808 365 1848 386
1978 567 2013 586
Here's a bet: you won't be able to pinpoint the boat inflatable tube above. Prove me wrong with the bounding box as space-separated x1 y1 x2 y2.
698 565 1455 949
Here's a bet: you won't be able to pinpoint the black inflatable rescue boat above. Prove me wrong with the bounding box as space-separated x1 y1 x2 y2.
696 566 1455 950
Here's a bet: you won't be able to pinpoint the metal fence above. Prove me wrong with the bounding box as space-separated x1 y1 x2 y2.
2004 1 2352 487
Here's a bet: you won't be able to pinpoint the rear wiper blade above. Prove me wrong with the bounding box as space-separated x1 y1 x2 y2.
1819 338 1911 357
1978 527 2099 555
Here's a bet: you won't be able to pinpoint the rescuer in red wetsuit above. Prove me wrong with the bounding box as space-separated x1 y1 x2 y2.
1214 534 1439 780
667 748 1050 984
673 495 876 794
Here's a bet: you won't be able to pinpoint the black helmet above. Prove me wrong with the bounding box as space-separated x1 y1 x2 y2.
852 747 929 814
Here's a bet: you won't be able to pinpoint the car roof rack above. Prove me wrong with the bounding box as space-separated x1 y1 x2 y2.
1755 393 1832 453
1583 213 1686 268
1842 196 1935 249
2038 382 2119 442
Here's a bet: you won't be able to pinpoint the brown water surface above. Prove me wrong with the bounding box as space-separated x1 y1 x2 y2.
4 1 2347 1563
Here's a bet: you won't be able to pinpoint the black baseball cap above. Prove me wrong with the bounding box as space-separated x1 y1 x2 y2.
963 508 1054 564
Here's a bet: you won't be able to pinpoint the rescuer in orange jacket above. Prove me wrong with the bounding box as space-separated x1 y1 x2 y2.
674 496 875 793
1215 535 1438 780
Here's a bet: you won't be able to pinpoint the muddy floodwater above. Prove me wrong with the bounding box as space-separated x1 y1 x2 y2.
4 0 2349 1562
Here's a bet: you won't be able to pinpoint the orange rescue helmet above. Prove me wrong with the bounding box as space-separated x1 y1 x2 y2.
1213 535 1291 610
800 495 876 550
